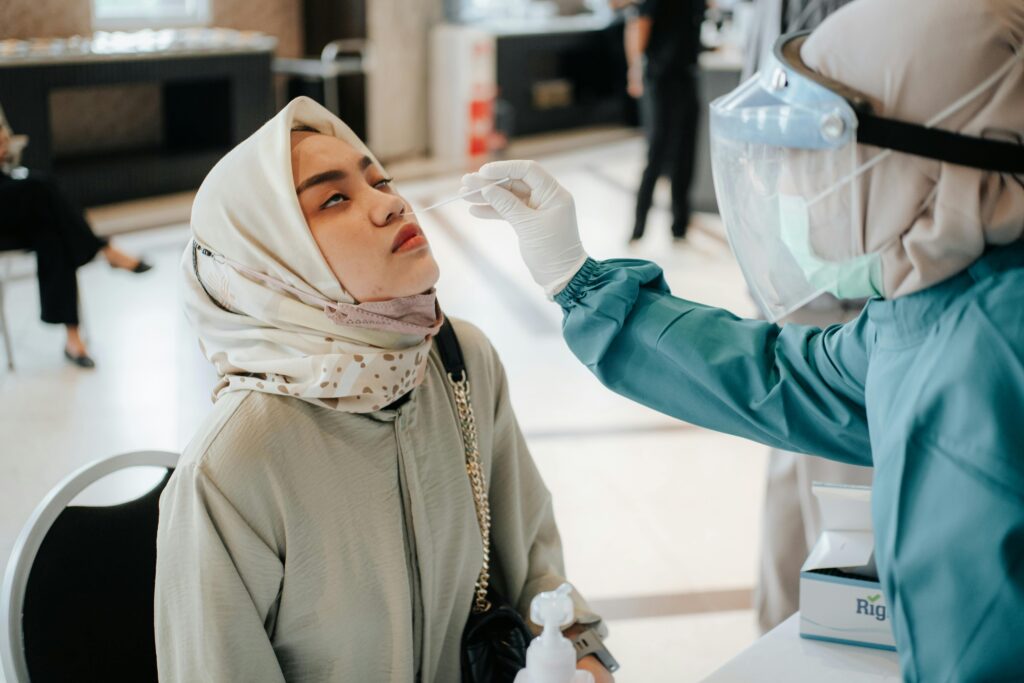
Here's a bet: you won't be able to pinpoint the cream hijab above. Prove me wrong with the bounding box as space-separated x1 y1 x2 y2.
801 0 1024 298
182 97 440 413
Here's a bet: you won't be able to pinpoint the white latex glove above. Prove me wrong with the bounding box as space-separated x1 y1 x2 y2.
461 160 589 297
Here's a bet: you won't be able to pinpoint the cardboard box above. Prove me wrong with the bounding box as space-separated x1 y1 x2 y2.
799 483 897 651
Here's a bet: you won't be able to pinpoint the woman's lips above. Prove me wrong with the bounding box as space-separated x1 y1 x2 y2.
392 224 428 253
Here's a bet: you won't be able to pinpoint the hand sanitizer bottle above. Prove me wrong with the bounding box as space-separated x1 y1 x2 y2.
513 583 595 683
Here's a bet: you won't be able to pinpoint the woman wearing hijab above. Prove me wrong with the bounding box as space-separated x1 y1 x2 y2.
154 97 613 683
463 0 1024 680
0 104 152 367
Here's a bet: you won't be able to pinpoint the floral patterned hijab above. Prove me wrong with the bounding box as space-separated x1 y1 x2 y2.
181 97 441 413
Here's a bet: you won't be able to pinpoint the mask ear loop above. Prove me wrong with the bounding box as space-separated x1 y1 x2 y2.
193 239 344 315
192 240 236 314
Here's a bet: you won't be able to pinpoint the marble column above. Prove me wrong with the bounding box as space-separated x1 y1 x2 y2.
366 0 445 161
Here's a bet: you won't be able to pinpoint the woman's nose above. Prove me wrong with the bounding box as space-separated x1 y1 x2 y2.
370 194 407 227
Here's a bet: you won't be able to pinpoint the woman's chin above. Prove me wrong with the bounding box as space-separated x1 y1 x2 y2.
407 257 440 294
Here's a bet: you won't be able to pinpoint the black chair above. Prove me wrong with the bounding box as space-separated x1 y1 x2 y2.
1 450 179 682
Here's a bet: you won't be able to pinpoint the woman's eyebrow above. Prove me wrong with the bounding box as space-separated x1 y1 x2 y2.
296 157 375 195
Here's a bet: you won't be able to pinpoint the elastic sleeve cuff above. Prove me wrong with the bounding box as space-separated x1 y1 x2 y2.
554 257 670 312
554 257 602 308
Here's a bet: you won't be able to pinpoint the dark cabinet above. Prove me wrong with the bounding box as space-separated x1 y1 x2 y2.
494 18 637 138
0 50 273 207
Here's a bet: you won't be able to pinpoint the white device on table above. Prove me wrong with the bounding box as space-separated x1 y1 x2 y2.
514 583 595 683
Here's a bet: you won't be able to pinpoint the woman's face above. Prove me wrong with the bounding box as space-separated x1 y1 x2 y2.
291 131 439 303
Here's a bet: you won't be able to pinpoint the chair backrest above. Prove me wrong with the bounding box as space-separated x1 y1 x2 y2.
1 450 179 683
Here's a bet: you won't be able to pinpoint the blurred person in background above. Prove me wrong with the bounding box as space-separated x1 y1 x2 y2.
618 0 706 243
0 103 151 368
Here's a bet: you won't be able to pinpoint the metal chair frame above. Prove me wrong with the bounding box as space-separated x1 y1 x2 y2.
0 249 28 370
0 449 179 683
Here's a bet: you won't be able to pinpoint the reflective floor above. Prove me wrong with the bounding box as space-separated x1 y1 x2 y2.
0 134 768 681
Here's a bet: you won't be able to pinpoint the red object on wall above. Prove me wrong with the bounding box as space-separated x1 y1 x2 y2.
467 97 493 157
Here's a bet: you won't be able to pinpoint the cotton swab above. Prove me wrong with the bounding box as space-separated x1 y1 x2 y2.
408 177 511 215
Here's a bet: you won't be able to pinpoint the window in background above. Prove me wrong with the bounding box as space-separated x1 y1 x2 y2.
92 0 211 30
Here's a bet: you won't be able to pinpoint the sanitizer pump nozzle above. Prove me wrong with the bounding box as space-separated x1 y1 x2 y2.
513 583 595 683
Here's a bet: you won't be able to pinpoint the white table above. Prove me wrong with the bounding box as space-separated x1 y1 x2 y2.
702 614 901 682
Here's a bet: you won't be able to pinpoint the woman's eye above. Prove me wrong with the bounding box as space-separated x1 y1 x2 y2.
320 193 347 210
374 178 393 190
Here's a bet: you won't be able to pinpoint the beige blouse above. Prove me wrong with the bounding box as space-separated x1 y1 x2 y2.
155 319 601 682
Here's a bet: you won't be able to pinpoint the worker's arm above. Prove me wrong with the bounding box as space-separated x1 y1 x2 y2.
554 258 874 466
461 159 872 466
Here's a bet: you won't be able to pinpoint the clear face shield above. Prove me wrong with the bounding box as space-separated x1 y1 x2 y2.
709 33 1024 322
710 36 880 321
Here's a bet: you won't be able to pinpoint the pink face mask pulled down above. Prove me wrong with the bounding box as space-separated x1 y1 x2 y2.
196 241 444 338
324 295 444 337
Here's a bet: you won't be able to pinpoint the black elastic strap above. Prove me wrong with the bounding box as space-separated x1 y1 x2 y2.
435 318 466 382
857 113 1024 174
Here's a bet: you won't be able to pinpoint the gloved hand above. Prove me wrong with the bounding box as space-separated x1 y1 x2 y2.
461 160 589 297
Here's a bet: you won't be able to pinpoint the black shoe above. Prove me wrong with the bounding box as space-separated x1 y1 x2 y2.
131 260 153 274
64 348 96 369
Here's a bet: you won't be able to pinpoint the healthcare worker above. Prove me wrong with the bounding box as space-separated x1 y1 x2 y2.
461 0 1024 680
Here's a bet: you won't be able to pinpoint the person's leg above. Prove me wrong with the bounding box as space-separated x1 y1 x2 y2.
27 171 144 271
26 172 107 266
64 325 88 357
667 70 700 239
0 174 34 251
23 193 94 363
0 175 83 329
633 75 670 241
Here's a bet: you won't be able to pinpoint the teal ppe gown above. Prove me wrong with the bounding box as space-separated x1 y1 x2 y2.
554 242 1024 682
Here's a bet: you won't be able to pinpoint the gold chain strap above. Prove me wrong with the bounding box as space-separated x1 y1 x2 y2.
446 371 493 614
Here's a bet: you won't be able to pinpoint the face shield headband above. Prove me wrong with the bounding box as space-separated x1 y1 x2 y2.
738 32 1024 174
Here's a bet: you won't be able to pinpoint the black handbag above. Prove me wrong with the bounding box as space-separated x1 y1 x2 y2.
435 320 533 683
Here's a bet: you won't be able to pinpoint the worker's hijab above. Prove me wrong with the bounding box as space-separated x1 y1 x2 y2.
181 97 440 413
800 0 1024 298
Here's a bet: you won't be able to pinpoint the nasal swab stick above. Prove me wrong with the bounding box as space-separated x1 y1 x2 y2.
409 177 511 215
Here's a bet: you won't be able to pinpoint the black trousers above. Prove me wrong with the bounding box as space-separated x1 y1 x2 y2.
633 67 700 239
0 171 106 326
